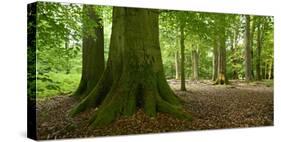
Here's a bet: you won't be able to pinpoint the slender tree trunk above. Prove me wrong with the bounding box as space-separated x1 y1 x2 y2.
256 19 262 80
175 50 180 80
262 61 266 79
180 23 186 91
212 39 218 81
231 29 238 80
191 49 199 80
250 17 256 78
244 15 253 81
271 61 274 79
70 7 191 128
73 5 105 97
268 60 273 79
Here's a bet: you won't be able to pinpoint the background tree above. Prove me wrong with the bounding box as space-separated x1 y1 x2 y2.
179 19 187 90
214 15 228 84
73 5 105 98
244 15 253 81
191 46 199 81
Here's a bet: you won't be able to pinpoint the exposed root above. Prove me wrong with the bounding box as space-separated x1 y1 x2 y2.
71 73 192 128
86 76 138 128
156 94 192 120
157 73 182 107
69 69 112 117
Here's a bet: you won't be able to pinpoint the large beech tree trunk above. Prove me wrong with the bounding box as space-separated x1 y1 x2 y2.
244 15 253 81
73 5 105 97
70 7 191 128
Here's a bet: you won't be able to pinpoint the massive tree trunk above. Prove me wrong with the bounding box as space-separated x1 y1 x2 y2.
212 39 218 81
256 18 262 80
73 6 105 97
180 23 186 91
70 7 191 128
175 50 180 80
191 49 199 81
244 15 253 81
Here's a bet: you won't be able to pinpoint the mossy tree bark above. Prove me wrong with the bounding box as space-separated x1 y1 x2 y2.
70 7 191 128
244 15 253 81
73 5 105 98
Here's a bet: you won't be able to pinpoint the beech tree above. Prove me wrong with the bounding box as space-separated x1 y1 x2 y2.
73 5 105 97
244 15 253 81
214 16 228 84
179 21 187 90
191 47 199 80
70 7 192 128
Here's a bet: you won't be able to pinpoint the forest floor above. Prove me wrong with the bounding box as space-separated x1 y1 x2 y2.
36 80 273 140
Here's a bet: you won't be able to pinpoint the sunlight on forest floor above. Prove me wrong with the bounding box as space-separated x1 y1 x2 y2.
36 80 273 140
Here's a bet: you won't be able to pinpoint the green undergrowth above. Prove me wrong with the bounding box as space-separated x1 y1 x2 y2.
36 72 81 99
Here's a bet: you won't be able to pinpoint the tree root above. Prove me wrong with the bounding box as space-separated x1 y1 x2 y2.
70 73 192 128
69 69 112 117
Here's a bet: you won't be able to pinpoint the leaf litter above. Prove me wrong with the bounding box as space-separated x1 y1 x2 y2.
36 80 273 140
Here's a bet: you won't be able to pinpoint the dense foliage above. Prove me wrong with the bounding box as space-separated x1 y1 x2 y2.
34 2 273 98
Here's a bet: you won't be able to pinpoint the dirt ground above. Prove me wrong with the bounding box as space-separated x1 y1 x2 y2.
36 80 273 140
